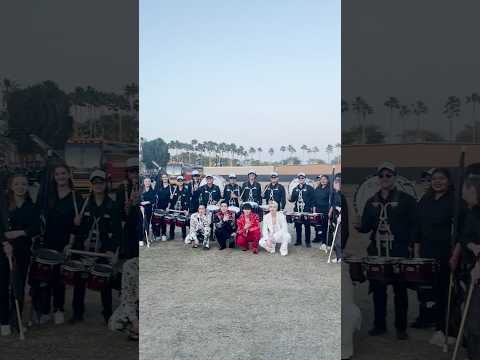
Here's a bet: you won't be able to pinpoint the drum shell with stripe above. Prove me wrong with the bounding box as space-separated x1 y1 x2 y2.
87 264 113 291
398 258 438 284
62 260 87 287
29 249 63 283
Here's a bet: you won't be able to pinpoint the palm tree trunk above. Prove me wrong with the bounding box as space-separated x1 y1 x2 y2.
472 104 476 143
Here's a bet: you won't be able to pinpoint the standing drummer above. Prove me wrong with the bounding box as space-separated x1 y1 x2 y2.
71 169 120 324
262 172 286 210
198 174 221 207
289 172 315 248
354 162 416 340
155 174 174 241
169 176 191 241
240 170 262 205
224 174 241 208
313 174 331 248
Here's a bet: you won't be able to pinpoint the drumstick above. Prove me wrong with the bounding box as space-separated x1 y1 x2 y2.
7 255 25 340
327 217 340 263
68 249 113 258
451 281 474 360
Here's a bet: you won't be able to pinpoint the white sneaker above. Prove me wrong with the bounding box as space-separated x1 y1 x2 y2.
161 235 167 242
320 244 327 251
54 311 65 325
429 331 456 347
331 258 338 263
1 325 11 336
337 258 342 263
39 314 51 325
155 236 161 241
139 241 144 247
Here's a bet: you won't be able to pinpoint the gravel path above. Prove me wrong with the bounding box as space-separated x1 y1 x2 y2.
140 227 341 360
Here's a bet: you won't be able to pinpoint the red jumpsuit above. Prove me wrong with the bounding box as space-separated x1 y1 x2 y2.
236 212 261 252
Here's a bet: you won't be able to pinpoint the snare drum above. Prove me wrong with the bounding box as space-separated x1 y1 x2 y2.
207 205 220 213
344 256 365 283
285 212 294 223
163 214 177 225
364 256 402 283
62 260 87 287
151 211 165 226
398 258 438 284
292 212 305 224
87 264 113 291
29 249 63 283
260 204 270 214
228 206 240 214
176 215 189 227
307 212 323 226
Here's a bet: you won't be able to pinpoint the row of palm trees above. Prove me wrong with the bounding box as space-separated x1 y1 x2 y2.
167 140 341 166
343 93 480 143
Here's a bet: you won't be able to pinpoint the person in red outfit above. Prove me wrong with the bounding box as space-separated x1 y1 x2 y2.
236 203 261 253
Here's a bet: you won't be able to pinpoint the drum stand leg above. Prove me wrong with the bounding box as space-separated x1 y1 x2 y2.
327 220 340 263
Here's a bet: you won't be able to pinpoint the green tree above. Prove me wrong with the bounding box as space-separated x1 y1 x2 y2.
142 138 170 169
412 100 428 142
443 96 461 142
326 144 334 163
399 105 411 141
352 96 374 144
384 97 400 142
466 93 480 142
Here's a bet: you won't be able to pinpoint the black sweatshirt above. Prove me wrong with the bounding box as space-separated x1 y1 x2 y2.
262 183 286 210
290 184 315 212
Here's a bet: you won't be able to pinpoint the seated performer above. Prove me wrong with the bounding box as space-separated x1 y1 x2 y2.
259 201 291 256
213 202 236 250
185 205 211 249
236 203 261 254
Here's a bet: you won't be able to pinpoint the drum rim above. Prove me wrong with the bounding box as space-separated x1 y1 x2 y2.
63 261 85 271
400 258 437 264
364 256 402 264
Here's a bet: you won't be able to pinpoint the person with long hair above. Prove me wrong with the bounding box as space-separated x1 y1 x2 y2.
155 173 175 241
0 173 39 336
140 176 155 243
70 169 121 324
413 168 455 344
450 173 480 359
35 163 83 325
236 203 261 254
313 174 330 247
213 201 236 250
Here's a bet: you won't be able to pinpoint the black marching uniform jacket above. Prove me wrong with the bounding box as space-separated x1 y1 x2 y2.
223 183 241 207
198 184 221 206
262 183 286 210
357 187 416 258
314 186 331 213
73 196 121 254
189 180 202 212
290 184 315 212
155 183 174 210
240 181 262 204
116 182 140 259
170 185 191 211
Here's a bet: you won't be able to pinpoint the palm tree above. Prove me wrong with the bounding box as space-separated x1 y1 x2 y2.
466 93 480 142
326 144 334 163
443 96 461 142
412 100 428 142
280 146 287 164
257 147 263 162
352 96 374 144
287 145 296 164
399 105 411 141
300 145 308 163
334 143 341 163
268 147 274 162
249 147 256 162
384 97 400 143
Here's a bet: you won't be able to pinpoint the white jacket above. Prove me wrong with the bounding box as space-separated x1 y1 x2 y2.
261 212 291 243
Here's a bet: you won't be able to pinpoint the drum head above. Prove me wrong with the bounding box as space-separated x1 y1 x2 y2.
33 248 63 263
353 175 418 217
344 256 364 263
260 204 270 211
91 264 113 276
63 260 85 271
207 205 220 212
400 258 437 265
228 206 240 213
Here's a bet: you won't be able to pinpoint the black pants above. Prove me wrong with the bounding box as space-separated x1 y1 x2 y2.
371 280 408 331
314 214 328 244
295 222 311 245
465 285 480 360
72 282 112 322
161 222 175 239
0 255 29 325
33 266 65 314
214 224 235 249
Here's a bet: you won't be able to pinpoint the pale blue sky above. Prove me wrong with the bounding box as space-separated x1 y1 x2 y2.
140 1 340 160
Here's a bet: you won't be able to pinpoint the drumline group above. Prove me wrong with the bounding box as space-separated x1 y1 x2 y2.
0 158 140 340
140 170 344 258
343 161 480 360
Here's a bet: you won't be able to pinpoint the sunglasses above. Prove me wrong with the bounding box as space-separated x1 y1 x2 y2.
378 173 394 179
298 177 305 180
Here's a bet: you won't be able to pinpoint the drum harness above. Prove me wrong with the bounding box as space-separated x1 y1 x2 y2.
297 186 306 213
372 197 398 257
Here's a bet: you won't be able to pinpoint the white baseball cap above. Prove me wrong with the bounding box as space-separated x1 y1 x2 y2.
89 169 107 182
271 172 279 177
229 173 237 179
192 170 200 176
376 162 396 174
177 175 184 181
297 172 306 178
248 169 256 175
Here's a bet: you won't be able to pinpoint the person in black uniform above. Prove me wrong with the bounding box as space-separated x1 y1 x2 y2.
289 172 315 248
36 163 83 325
262 172 286 210
354 162 416 340
213 201 236 250
189 170 202 213
1 173 40 336
170 176 191 240
154 173 174 241
71 169 121 324
412 168 454 336
313 174 331 247
224 174 241 208
198 175 221 206
240 170 262 205
116 158 140 258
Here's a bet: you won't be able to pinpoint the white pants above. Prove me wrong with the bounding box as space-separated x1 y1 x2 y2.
259 231 291 256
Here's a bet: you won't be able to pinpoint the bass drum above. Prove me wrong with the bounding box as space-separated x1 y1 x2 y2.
288 177 316 198
353 175 418 217
199 175 227 195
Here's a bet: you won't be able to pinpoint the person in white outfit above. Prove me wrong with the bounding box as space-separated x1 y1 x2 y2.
259 201 291 256
341 263 362 360
185 205 211 249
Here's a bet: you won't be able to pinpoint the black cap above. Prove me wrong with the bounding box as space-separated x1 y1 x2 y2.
242 203 252 210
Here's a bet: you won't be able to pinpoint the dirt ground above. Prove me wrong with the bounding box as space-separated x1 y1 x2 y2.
343 185 467 360
0 287 138 360
140 218 341 360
